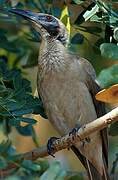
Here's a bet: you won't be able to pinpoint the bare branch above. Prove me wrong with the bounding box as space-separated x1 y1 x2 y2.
0 107 118 178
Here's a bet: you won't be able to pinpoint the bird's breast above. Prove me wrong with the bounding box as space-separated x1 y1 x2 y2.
38 41 68 73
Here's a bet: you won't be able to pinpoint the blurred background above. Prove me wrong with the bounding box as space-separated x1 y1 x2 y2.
0 0 118 179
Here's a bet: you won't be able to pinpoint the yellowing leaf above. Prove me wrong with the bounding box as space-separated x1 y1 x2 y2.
20 122 29 127
95 84 118 103
60 6 70 37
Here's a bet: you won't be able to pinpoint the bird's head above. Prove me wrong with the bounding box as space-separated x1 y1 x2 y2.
9 9 68 46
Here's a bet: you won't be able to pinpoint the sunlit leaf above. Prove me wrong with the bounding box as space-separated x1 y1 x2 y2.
73 0 85 4
60 6 70 37
90 15 102 22
20 121 29 127
95 84 118 103
83 4 99 21
113 27 118 41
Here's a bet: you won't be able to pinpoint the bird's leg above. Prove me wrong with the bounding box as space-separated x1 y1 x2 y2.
47 136 60 157
69 125 91 146
69 125 81 141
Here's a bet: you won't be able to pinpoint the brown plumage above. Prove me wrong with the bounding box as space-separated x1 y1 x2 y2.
10 9 110 180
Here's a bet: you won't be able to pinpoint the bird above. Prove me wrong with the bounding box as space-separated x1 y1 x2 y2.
9 9 109 180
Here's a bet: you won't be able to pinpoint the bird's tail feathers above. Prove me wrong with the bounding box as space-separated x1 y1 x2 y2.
71 146 110 180
86 159 109 180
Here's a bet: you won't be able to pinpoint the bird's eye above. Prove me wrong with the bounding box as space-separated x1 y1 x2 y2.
46 16 52 22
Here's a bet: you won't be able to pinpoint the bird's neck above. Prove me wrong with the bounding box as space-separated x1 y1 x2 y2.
38 36 67 73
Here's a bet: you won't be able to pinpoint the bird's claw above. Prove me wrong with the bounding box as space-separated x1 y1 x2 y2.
69 125 81 141
47 137 59 157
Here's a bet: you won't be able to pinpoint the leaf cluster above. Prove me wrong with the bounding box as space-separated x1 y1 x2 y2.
0 139 83 180
0 59 47 136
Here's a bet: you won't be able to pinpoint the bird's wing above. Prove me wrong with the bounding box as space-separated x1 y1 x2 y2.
79 57 109 179
79 57 108 161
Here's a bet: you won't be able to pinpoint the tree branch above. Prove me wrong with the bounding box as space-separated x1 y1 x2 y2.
0 107 118 178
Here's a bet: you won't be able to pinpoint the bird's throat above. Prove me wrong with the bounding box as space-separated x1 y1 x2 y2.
38 38 67 73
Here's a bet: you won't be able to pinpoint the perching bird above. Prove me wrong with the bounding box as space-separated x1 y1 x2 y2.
9 9 109 180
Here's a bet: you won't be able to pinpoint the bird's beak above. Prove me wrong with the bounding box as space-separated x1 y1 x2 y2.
9 9 59 37
9 9 39 23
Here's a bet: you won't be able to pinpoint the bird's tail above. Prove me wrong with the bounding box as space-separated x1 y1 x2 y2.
86 159 110 180
71 146 110 180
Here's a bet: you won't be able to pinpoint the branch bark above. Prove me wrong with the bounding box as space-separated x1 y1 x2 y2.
0 107 118 178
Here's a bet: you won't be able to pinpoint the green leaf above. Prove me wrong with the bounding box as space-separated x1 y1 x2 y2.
16 124 33 136
40 161 63 180
37 159 49 173
12 108 33 116
9 117 36 127
7 146 16 156
6 100 26 111
22 79 32 92
0 40 20 53
9 118 20 127
13 72 22 90
18 117 37 124
22 160 41 172
90 15 103 22
0 140 11 154
0 60 8 74
14 2 24 9
13 88 26 100
113 27 118 41
100 43 118 60
73 0 85 4
97 64 118 88
109 122 118 136
4 176 20 180
0 84 7 92
71 33 84 44
0 156 7 169
83 4 99 21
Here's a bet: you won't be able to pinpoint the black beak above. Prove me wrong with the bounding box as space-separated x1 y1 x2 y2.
9 9 59 37
9 9 39 22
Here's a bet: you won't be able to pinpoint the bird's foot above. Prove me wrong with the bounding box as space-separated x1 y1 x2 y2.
47 136 59 157
69 125 81 141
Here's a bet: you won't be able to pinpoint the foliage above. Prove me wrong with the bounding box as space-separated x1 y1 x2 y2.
98 64 118 88
0 0 118 179
0 59 47 136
